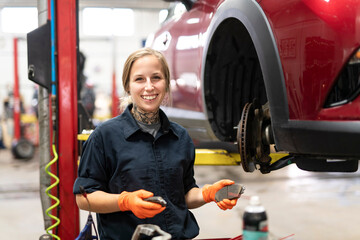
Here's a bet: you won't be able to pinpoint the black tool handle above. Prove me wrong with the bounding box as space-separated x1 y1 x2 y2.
144 196 167 207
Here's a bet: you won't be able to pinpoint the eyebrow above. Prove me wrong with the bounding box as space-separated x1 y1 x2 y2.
132 74 143 78
132 72 163 78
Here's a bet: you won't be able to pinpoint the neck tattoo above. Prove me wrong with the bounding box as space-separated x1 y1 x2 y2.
132 105 160 125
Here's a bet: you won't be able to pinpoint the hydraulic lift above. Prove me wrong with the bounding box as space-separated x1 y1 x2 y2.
28 0 79 238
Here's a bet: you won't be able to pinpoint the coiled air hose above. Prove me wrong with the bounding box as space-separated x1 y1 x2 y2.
45 144 60 240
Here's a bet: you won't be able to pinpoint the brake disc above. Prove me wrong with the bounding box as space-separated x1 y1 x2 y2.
238 102 256 172
237 100 271 172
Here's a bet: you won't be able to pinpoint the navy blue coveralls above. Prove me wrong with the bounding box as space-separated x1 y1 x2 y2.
73 104 200 239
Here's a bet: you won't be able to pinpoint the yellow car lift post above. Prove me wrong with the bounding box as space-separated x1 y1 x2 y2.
194 148 288 166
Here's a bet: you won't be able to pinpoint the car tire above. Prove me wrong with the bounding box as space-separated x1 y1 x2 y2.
12 138 35 160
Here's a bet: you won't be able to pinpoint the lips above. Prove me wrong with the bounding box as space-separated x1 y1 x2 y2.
142 94 157 100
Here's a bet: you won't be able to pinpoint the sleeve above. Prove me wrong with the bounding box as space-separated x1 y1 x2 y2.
73 131 109 194
183 133 198 194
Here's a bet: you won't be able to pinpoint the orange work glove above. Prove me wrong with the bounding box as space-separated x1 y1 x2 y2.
202 179 238 210
118 190 165 219
216 198 238 210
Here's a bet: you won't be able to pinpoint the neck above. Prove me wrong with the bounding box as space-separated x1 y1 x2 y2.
131 104 160 125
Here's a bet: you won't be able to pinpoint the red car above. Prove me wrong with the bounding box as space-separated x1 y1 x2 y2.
148 0 360 173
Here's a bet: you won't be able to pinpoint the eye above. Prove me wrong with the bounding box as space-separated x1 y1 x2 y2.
135 77 143 81
152 75 162 80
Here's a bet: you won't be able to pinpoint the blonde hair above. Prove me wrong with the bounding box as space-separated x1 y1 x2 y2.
120 48 171 111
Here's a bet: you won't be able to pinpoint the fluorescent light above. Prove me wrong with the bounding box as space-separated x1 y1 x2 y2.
1 7 38 34
82 8 134 36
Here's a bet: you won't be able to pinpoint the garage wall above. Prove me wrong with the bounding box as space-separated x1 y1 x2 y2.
0 8 162 118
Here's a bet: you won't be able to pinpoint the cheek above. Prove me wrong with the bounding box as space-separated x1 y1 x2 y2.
128 83 139 94
158 81 167 93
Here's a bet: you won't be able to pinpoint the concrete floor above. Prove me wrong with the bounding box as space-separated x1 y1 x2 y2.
1 148 360 239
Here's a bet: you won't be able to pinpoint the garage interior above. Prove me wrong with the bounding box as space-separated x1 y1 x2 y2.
0 0 360 240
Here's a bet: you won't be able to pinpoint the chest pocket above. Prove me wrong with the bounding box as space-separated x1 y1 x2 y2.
119 168 156 192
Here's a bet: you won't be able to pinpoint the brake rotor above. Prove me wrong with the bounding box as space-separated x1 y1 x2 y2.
237 101 272 172
237 102 256 172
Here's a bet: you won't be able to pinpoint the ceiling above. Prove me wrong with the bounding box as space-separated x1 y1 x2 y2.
0 0 171 10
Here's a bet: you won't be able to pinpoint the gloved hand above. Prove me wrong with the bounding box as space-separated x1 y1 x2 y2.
202 179 238 210
216 198 238 210
118 190 165 219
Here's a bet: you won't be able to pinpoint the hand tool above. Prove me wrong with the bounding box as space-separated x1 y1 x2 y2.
144 196 167 207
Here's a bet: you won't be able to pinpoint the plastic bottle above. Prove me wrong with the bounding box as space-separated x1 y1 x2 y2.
243 196 268 240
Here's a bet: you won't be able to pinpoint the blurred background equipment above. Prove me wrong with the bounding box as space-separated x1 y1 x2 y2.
78 51 95 130
12 37 35 160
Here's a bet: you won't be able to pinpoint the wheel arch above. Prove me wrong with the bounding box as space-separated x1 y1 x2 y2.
200 0 290 148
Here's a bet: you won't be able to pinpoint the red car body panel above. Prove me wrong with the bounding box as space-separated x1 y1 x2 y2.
261 0 360 120
156 1 210 112
150 0 360 167
158 0 360 120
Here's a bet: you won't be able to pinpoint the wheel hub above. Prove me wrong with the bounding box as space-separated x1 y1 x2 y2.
237 100 272 172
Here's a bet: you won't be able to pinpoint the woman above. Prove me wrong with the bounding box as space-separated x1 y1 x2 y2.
73 48 239 239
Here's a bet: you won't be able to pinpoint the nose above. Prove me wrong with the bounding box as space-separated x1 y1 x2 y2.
145 78 154 91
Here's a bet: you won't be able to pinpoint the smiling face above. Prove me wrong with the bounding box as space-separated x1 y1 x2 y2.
128 55 167 113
